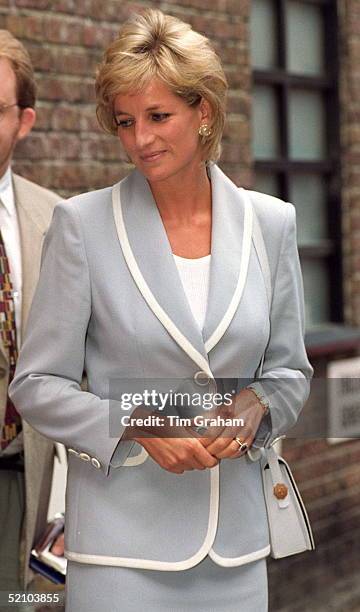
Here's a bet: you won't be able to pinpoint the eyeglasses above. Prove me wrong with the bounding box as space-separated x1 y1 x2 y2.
0 103 19 121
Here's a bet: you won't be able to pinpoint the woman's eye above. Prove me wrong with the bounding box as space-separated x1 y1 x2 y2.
151 113 170 122
116 119 133 128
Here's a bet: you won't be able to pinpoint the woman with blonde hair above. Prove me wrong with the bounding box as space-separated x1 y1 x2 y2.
10 8 312 611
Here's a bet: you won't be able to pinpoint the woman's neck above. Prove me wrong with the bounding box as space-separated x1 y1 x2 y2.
148 163 211 225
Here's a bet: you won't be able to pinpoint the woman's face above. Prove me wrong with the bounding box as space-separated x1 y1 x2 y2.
113 78 211 184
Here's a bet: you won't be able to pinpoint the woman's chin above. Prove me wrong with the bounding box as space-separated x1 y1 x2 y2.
139 165 174 183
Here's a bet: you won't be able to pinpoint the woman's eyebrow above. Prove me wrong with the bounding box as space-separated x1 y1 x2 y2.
114 104 165 116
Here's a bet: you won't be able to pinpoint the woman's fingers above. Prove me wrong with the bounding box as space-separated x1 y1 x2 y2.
204 423 254 458
219 436 253 459
204 390 267 459
139 436 218 473
192 442 219 469
204 424 239 455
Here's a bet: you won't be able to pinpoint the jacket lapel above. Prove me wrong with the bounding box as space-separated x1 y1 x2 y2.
112 164 253 373
203 164 253 353
13 175 48 339
113 169 211 375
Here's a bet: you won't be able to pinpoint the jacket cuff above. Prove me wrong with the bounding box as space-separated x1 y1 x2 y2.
247 382 273 448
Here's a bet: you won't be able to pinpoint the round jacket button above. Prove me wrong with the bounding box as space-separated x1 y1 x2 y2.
68 448 79 456
79 452 91 462
194 371 210 386
91 458 101 469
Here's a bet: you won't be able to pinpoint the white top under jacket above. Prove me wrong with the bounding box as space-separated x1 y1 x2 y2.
173 254 211 330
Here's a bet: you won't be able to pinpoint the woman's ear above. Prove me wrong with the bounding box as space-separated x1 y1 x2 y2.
199 98 213 125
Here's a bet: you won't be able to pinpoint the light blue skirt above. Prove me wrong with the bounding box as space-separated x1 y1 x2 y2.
65 555 268 611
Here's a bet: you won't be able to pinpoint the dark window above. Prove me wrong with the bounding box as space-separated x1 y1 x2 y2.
251 0 341 329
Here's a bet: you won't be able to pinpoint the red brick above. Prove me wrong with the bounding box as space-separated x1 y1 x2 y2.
223 116 250 142
226 94 250 116
37 75 94 103
16 132 81 160
163 0 249 14
217 44 247 66
49 105 80 131
11 162 54 191
50 0 76 12
31 45 99 77
283 438 328 463
6 14 44 41
49 0 140 21
15 0 50 7
292 443 360 483
80 106 101 133
80 136 124 162
44 16 83 46
225 66 251 89
74 0 135 22
82 23 117 48
51 162 107 190
34 103 53 130
104 162 128 187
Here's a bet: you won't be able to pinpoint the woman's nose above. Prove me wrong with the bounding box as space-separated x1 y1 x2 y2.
135 121 155 149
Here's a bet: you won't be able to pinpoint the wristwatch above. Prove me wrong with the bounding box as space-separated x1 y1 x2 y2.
247 385 270 416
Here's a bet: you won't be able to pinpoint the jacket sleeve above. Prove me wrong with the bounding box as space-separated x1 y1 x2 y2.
248 202 313 448
9 201 135 476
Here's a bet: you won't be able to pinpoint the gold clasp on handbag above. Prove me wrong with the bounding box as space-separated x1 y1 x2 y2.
273 482 288 500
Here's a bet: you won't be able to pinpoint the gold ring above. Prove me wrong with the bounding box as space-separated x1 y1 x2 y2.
234 437 248 452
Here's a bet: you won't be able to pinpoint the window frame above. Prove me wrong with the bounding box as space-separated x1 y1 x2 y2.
252 0 343 324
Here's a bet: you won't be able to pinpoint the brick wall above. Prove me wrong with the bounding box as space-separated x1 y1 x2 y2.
0 0 252 198
268 435 360 611
340 0 360 327
2 1 360 610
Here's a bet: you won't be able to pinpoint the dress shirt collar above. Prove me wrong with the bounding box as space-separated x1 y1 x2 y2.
0 166 15 216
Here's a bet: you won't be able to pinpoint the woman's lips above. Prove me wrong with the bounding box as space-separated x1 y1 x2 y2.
141 151 166 162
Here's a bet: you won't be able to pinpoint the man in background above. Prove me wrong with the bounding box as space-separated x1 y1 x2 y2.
0 30 60 593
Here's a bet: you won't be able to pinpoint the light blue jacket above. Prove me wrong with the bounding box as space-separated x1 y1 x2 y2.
9 163 313 571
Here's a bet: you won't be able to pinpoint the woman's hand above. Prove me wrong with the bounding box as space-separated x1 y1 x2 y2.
136 435 219 474
198 389 266 459
123 406 218 474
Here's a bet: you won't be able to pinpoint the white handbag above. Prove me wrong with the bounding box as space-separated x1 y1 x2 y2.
251 199 315 559
260 444 315 558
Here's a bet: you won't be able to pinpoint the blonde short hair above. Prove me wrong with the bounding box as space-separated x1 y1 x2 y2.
0 30 36 108
95 9 228 163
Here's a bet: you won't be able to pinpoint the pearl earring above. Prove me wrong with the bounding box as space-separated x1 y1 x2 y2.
198 124 212 137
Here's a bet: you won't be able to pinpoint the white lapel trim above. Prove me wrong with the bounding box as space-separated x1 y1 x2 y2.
112 183 213 378
205 188 253 353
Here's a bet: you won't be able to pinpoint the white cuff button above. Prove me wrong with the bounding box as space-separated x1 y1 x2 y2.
79 452 91 462
91 458 101 469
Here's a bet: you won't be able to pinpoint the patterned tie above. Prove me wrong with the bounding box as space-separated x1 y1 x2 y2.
0 228 21 450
